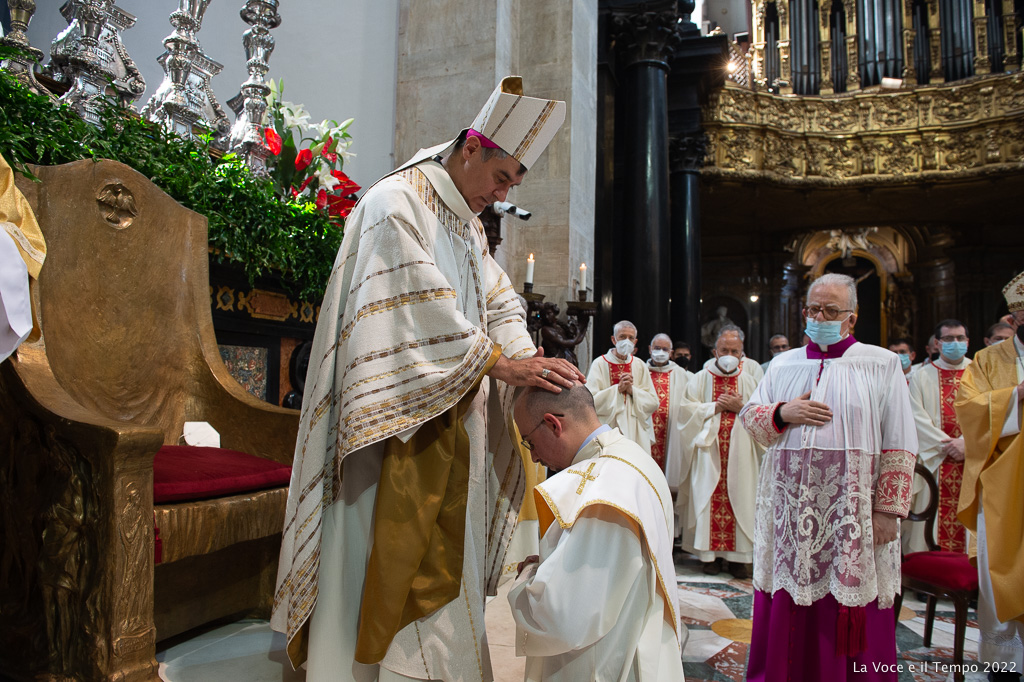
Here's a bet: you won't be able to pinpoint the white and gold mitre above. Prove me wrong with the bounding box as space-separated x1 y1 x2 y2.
393 76 566 176
1003 270 1024 312
469 76 566 170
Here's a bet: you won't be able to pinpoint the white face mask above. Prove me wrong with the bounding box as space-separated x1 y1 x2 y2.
716 354 740 374
615 339 635 357
650 349 670 363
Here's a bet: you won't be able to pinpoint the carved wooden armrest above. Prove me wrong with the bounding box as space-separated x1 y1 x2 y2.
196 354 300 465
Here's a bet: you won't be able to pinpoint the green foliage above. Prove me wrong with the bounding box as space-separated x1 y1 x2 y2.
0 64 342 300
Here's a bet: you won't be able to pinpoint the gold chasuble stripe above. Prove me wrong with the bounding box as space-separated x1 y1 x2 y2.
954 340 1024 625
354 344 503 663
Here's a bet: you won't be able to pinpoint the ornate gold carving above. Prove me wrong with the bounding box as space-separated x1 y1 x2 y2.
703 73 1024 185
0 389 101 679
236 288 299 321
96 183 138 229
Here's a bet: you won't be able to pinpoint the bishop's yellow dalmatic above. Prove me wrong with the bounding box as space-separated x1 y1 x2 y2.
955 334 1024 625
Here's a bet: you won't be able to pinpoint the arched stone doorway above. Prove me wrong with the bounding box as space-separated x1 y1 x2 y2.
791 226 916 347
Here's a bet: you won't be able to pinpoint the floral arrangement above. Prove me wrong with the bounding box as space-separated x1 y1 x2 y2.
0 53 346 300
262 79 361 223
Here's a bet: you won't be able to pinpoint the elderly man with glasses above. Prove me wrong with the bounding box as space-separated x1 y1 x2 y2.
738 272 918 682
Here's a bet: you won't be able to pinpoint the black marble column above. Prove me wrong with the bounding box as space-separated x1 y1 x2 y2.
669 134 706 358
781 260 810 343
611 3 680 341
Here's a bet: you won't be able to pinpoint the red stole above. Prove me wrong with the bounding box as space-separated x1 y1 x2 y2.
710 373 739 552
650 370 671 470
937 367 966 553
604 355 632 385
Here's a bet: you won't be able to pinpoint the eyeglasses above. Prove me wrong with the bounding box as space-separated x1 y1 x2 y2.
938 335 968 343
519 413 564 452
803 305 854 321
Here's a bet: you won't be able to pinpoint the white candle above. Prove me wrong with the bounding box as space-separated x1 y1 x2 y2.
579 262 587 289
525 253 535 285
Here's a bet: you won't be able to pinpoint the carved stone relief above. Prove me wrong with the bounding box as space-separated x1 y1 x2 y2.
702 74 1024 184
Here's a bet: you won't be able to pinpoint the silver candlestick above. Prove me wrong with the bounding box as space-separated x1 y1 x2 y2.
227 0 280 175
0 0 53 98
50 0 145 125
141 0 230 143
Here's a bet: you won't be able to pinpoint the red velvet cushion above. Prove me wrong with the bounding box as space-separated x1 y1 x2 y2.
902 550 979 593
154 445 291 504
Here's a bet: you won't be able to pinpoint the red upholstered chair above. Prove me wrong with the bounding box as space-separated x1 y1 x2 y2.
895 461 979 682
0 160 299 682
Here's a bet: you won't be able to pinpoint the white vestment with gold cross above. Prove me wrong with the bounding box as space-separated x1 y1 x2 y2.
508 428 685 681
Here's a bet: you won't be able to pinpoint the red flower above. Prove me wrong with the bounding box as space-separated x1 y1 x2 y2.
331 170 361 194
295 148 313 171
297 175 314 193
327 194 357 218
263 127 282 155
317 137 337 163
316 188 328 210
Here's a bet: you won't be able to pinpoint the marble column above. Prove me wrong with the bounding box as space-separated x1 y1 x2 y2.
611 2 679 342
781 259 810 343
669 134 706 360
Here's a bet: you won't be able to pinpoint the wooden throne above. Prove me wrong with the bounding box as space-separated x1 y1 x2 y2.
0 160 300 681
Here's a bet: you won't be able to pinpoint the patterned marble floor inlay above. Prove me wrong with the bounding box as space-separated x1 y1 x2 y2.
674 552 989 682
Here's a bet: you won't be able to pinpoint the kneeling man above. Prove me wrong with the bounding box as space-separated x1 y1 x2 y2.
508 383 684 681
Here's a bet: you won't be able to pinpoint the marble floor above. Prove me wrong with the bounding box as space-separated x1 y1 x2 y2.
158 553 990 682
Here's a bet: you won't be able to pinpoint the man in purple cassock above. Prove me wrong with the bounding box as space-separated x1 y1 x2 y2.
739 273 918 682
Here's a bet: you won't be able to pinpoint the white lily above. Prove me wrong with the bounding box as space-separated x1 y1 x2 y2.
337 139 357 162
314 119 336 139
316 164 340 192
282 102 312 129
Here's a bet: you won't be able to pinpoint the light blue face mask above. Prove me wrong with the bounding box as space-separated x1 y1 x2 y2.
898 352 912 370
941 340 968 362
805 317 846 347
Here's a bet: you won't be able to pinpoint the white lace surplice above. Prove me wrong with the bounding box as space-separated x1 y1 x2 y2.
739 343 918 609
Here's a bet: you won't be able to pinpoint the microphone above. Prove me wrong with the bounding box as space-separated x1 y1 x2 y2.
492 201 531 220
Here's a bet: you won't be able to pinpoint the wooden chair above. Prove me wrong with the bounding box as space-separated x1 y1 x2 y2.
894 461 979 682
0 160 300 681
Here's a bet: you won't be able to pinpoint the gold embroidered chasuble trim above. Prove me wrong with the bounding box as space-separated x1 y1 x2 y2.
533 436 679 641
0 153 46 279
277 158 529 668
355 345 501 663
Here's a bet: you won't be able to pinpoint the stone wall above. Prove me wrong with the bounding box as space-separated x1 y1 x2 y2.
396 0 598 365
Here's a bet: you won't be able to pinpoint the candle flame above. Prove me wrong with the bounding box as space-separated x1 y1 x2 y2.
528 253 535 261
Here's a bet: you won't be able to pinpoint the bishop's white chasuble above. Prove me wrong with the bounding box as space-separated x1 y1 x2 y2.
906 357 971 554
272 159 536 682
677 364 762 563
585 352 658 454
508 428 685 681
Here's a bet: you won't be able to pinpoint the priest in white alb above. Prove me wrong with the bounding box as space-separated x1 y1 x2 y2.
585 320 658 454
677 324 761 578
646 332 692 481
905 319 972 554
271 77 585 682
739 273 917 682
508 383 685 681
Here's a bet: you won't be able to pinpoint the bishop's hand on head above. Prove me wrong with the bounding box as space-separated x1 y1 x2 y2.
489 346 585 393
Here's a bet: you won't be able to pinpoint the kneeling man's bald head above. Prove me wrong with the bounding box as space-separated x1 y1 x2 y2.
514 382 601 471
